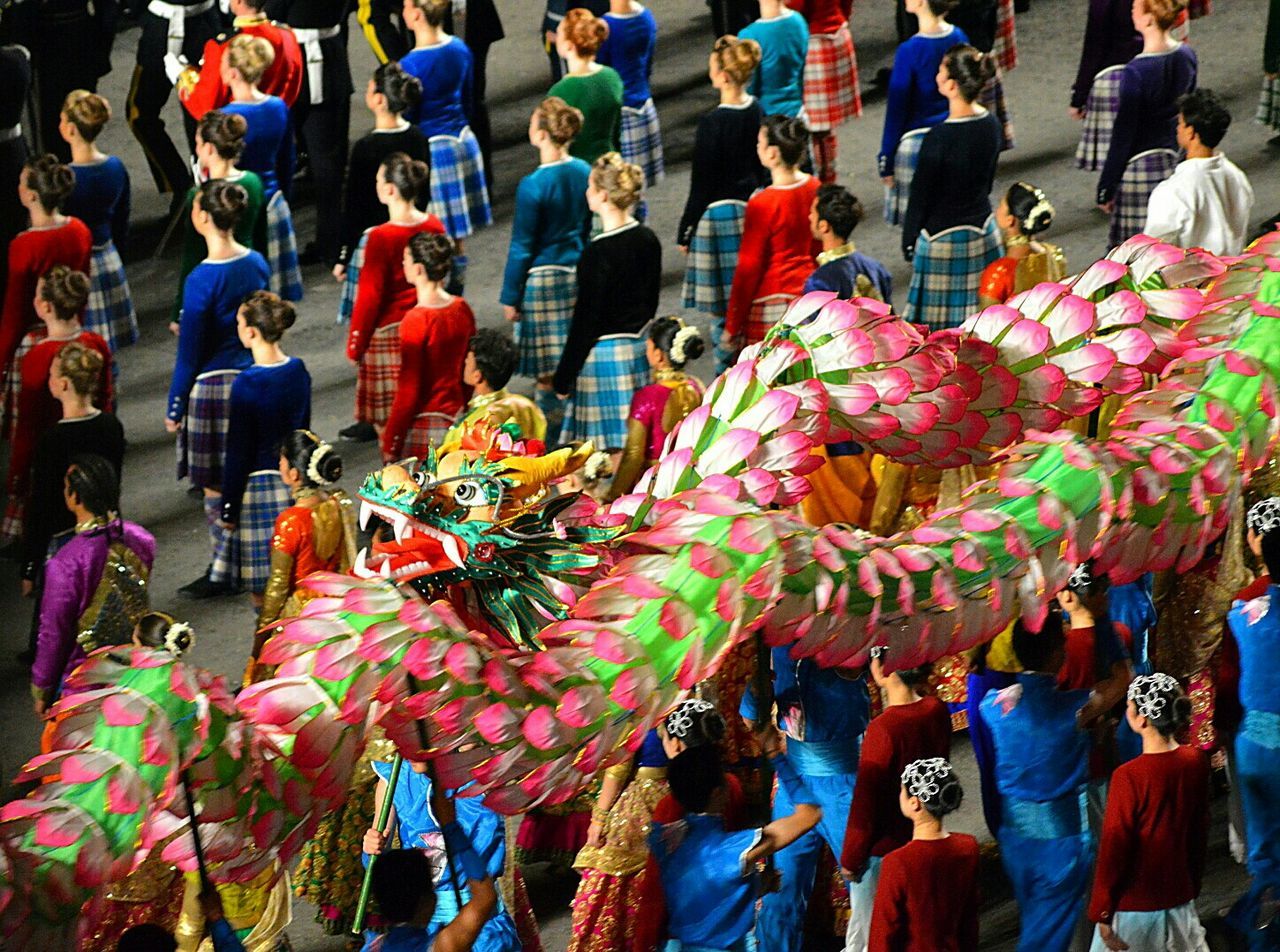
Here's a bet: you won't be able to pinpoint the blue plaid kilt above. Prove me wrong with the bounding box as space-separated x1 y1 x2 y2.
337 230 369 324
428 128 492 240
266 191 304 302
558 333 648 451
621 99 665 187
905 216 1004 332
883 129 928 226
85 241 138 351
516 265 575 379
682 200 746 315
210 469 292 593
1076 65 1124 171
1258 75 1280 132
1110 148 1178 249
177 369 240 489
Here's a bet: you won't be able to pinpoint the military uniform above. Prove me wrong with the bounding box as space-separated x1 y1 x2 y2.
175 14 305 119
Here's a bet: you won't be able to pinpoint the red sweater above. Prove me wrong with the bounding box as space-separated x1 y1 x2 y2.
725 176 822 341
179 19 304 119
381 298 476 460
345 217 445 362
841 696 951 872
868 834 981 952
1088 746 1210 922
1 220 92 376
787 0 853 33
1057 622 1132 691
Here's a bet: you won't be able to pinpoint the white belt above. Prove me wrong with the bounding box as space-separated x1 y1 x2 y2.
149 0 217 56
0 123 21 144
293 25 340 105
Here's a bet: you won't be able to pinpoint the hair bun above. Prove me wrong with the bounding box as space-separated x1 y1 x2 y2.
308 442 343 486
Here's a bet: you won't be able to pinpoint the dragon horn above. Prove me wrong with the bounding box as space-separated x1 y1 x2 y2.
500 441 596 493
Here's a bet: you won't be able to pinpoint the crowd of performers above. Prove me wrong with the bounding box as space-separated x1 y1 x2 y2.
0 0 1278 948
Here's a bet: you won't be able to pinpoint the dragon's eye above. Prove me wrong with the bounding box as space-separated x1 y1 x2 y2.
453 480 487 507
411 470 429 488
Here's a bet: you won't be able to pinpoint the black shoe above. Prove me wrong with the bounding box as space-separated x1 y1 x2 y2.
177 571 233 599
339 421 378 443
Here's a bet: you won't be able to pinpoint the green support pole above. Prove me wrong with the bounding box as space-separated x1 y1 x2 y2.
351 753 404 936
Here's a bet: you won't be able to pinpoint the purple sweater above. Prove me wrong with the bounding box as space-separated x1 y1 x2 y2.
33 521 156 694
1070 0 1142 109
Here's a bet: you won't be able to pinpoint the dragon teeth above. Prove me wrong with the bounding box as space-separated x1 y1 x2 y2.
380 558 393 579
359 501 373 531
354 547 372 578
391 512 411 543
442 535 464 568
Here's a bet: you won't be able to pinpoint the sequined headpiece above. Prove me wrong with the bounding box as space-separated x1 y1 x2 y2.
664 698 719 741
1247 497 1280 536
1126 673 1180 722
901 757 955 809
1067 562 1093 592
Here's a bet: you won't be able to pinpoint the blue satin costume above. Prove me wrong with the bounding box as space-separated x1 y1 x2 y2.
980 673 1094 952
741 646 869 952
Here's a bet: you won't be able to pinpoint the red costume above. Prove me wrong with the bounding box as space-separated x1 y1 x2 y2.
381 298 477 461
1 220 92 378
868 833 981 952
841 696 951 873
1057 622 1133 691
345 217 445 362
787 0 852 35
177 17 305 120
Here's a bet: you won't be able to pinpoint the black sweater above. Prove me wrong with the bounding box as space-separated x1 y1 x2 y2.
902 111 1002 258
553 221 662 395
676 99 769 247
335 124 429 266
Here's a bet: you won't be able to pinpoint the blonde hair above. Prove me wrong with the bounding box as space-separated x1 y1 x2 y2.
561 8 609 56
62 90 111 141
534 96 584 147
39 265 91 320
54 341 105 398
406 0 449 24
590 152 644 211
711 35 762 87
226 35 275 85
1141 0 1187 29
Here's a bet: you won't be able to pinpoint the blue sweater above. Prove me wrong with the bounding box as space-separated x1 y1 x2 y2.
980 673 1091 803
221 357 311 522
402 38 474 139
1229 586 1280 716
65 156 130 248
167 250 269 422
499 157 591 306
741 9 808 119
223 96 293 197
598 7 657 108
878 24 970 177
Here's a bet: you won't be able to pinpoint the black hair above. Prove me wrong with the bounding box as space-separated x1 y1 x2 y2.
1134 678 1193 737
280 430 344 487
381 151 431 203
23 153 76 212
761 114 810 168
910 766 965 819
134 611 194 657
1011 610 1064 674
117 924 178 952
1178 88 1232 148
196 179 249 232
196 110 248 161
469 328 519 391
814 184 865 241
373 61 423 116
239 289 296 343
663 699 727 750
666 746 726 814
1066 559 1111 599
942 44 996 104
649 316 705 370
1263 529 1280 582
371 849 436 923
66 453 120 520
1005 182 1054 237
925 0 959 15
895 664 933 690
407 231 455 282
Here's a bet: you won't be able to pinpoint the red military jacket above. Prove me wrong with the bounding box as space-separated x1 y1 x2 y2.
177 16 304 119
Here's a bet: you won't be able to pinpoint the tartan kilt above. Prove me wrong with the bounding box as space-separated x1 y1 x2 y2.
266 191 304 302
355 322 401 426
558 333 648 451
620 99 665 187
428 128 492 240
515 265 576 379
978 68 1015 151
682 200 746 314
0 496 22 547
210 469 292 593
745 295 792 345
337 230 369 325
993 0 1017 71
802 23 862 131
883 129 928 226
1109 148 1178 249
1075 66 1124 171
177 369 240 489
400 412 456 461
85 241 138 351
905 216 1004 332
3 329 42 443
1258 75 1280 132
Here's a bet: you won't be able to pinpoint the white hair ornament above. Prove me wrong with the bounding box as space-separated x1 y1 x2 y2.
1127 673 1179 722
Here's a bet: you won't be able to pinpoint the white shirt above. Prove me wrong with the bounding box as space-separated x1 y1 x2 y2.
1144 153 1255 256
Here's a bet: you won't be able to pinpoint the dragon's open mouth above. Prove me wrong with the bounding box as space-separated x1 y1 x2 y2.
353 499 470 582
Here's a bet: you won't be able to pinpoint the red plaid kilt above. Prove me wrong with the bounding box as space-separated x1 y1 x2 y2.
802 23 862 131
746 295 793 345
399 412 456 462
993 0 1017 71
355 322 401 426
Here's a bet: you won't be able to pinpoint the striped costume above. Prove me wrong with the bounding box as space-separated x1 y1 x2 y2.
428 129 492 240
993 0 1017 71
177 369 240 490
210 469 292 592
516 266 577 379
884 129 929 227
85 241 139 352
801 22 862 130
559 333 648 452
1109 148 1178 249
1258 75 1280 132
745 295 793 347
620 100 665 188
1076 66 1124 172
355 322 401 427
904 216 1004 332
682 200 746 375
337 231 369 325
400 412 456 461
266 191 304 302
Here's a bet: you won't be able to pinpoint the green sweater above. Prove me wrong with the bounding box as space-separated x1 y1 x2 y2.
172 169 268 324
550 66 625 164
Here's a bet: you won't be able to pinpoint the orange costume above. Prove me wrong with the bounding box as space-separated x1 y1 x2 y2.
977 242 1067 305
176 17 305 120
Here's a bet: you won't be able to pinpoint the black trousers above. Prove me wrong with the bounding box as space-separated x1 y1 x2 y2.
29 10 104 160
708 0 758 37
470 40 494 188
295 94 350 260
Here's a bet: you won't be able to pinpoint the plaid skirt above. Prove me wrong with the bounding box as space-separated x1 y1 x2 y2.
979 69 1015 151
1109 148 1178 249
1075 65 1124 171
355 322 401 426
428 128 492 240
802 23 862 131
621 99 665 187
883 129 928 226
400 411 456 461
745 295 792 345
558 333 648 451
337 230 369 324
85 241 138 351
516 265 576 379
905 216 1004 332
682 200 746 315
266 191 304 302
993 0 1017 71
1258 75 1280 132
210 469 292 592
177 369 240 489
3 329 42 442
